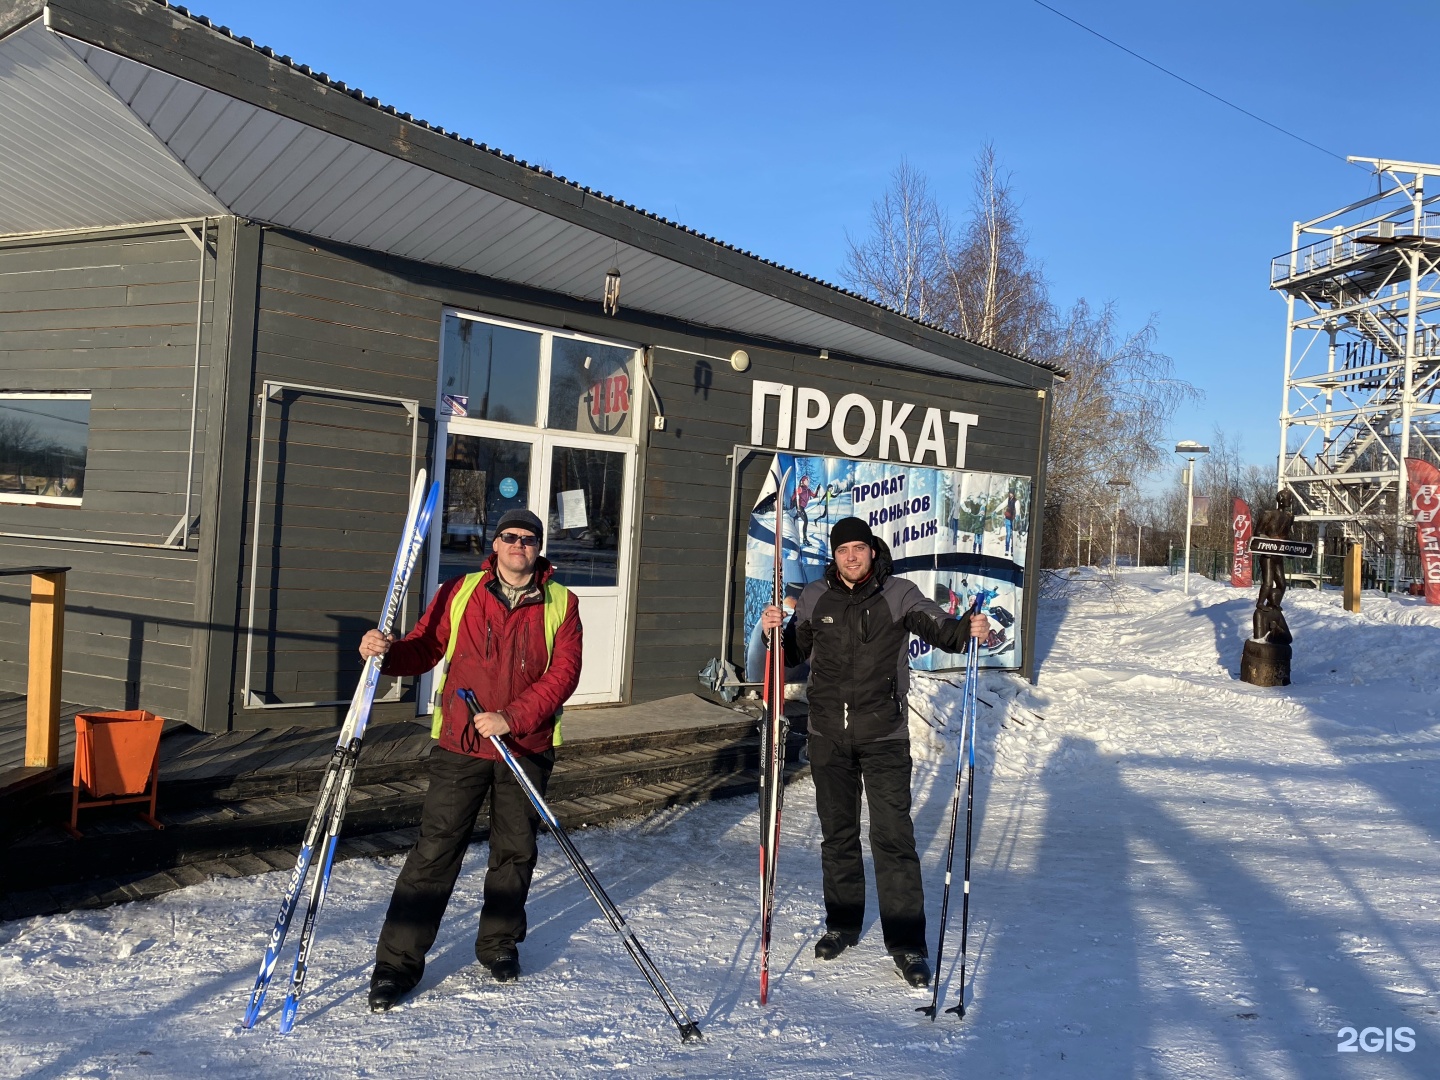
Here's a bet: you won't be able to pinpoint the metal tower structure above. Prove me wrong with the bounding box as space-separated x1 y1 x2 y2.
1273 157 1440 579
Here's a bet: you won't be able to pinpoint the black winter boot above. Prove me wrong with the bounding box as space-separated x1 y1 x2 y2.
368 973 414 1012
813 929 860 960
893 952 931 988
489 948 522 983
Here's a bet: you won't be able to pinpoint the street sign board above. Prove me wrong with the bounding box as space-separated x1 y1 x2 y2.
1248 537 1315 558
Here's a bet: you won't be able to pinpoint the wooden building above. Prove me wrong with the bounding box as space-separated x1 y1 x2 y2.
0 0 1057 733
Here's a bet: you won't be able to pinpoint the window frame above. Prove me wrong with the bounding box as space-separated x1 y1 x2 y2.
0 390 93 508
439 308 642 440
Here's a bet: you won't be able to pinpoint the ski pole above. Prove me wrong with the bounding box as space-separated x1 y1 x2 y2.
946 615 982 1018
457 689 703 1043
758 465 791 1005
919 597 982 1020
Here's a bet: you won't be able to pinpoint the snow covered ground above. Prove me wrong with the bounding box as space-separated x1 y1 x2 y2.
3 568 1438 1078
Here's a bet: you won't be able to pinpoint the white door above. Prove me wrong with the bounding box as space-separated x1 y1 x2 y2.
423 424 635 707
423 312 641 709
537 434 635 704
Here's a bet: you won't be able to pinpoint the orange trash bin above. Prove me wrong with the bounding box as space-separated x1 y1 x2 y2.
66 709 166 838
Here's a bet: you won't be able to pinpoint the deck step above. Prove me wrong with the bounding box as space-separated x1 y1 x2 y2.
0 760 810 921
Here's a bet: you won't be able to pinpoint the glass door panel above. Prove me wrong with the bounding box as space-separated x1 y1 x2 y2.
544 444 626 588
540 439 633 704
438 432 533 581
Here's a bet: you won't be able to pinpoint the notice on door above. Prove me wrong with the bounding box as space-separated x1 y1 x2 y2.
556 488 588 531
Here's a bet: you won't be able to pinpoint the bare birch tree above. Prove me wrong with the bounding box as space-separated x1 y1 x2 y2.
843 148 1196 568
842 159 945 322
939 144 1048 356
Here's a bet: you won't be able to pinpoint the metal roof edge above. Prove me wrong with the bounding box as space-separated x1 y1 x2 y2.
43 0 1058 389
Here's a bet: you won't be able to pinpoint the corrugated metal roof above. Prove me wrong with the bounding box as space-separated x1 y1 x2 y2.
0 19 222 233
0 2 1059 385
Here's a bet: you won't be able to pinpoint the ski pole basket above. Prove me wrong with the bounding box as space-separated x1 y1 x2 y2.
65 709 166 838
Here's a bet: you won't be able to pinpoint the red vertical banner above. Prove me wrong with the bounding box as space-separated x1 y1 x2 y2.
1406 457 1440 604
1231 498 1253 587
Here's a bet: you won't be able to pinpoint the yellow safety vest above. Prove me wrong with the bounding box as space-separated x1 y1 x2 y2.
428 570 572 744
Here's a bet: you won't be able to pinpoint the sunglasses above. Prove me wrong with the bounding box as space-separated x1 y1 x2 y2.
497 531 540 548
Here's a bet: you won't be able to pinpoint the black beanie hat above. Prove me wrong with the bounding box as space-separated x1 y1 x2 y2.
830 516 875 550
495 508 544 545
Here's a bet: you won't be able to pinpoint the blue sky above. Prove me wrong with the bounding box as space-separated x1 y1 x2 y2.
193 0 1440 476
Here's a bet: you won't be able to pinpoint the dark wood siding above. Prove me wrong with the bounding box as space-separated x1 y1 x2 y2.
230 229 1051 718
0 225 216 719
231 231 437 725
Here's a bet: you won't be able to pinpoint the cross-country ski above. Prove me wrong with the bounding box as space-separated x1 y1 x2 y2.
243 471 440 1031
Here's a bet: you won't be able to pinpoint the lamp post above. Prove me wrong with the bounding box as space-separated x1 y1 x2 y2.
1108 478 1131 567
1136 522 1146 567
1175 441 1210 595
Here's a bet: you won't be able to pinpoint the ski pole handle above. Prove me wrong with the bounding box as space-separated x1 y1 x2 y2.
456 688 560 829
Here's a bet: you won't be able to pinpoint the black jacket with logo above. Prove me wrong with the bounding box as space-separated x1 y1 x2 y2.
782 538 972 744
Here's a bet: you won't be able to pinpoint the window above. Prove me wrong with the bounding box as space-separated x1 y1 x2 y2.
547 337 636 438
0 392 91 506
438 310 641 439
441 315 541 426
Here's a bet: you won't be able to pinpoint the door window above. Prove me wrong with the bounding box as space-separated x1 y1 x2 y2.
439 432 532 581
544 444 626 587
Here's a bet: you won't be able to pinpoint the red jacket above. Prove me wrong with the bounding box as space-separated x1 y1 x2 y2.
380 555 582 760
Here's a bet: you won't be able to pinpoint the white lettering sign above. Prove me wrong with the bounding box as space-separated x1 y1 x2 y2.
793 387 830 450
879 400 914 460
751 382 979 467
751 381 793 449
830 393 876 456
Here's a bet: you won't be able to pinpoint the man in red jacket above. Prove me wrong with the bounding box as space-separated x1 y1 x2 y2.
360 508 582 1012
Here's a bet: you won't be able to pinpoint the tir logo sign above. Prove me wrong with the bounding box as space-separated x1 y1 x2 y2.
584 357 631 436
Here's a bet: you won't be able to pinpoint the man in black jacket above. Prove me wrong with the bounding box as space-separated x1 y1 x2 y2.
761 516 985 988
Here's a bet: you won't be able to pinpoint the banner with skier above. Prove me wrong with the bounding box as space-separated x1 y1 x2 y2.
742 452 1031 672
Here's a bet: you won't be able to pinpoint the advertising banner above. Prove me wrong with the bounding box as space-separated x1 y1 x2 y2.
1231 498 1253 588
1405 457 1440 605
742 452 1031 674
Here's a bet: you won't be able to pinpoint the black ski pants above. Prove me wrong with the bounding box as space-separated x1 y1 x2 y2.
373 745 554 987
808 731 927 956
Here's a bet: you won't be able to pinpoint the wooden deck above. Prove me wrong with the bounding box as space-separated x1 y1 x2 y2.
0 691 87 775
0 692 809 921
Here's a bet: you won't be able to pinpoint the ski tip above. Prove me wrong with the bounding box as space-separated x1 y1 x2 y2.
278 1001 298 1033
916 1004 937 1020
679 1022 704 1044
